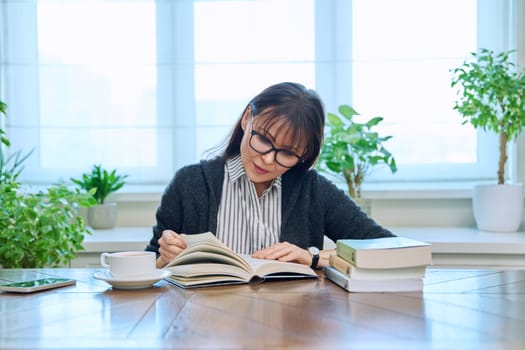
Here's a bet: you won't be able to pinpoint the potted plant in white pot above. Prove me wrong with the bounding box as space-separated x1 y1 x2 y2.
1 101 96 268
71 164 128 229
316 105 398 215
451 48 525 232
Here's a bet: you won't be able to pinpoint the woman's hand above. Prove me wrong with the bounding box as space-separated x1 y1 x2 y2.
252 242 312 266
156 230 187 268
252 242 335 268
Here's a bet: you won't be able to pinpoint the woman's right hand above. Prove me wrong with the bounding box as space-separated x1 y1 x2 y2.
156 230 187 268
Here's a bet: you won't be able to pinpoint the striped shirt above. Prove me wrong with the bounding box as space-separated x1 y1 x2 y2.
215 155 282 254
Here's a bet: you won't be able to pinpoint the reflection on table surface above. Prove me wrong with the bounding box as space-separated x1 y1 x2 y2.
1 268 525 350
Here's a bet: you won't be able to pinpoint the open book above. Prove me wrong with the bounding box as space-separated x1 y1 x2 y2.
163 232 318 288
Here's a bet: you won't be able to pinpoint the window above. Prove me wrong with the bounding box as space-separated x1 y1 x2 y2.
192 0 315 159
352 0 480 180
0 0 520 186
3 0 163 184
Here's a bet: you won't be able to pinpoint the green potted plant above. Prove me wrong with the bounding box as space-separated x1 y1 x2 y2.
71 164 128 229
0 102 32 184
316 105 397 214
451 48 525 232
0 101 96 268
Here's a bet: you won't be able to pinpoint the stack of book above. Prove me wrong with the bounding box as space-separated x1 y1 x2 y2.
324 236 432 292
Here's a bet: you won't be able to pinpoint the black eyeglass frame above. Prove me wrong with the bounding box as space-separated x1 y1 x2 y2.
248 129 303 168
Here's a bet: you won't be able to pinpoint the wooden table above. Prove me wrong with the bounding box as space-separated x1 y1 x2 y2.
1 268 525 350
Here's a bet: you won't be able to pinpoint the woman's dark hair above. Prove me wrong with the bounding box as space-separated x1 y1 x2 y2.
222 82 325 171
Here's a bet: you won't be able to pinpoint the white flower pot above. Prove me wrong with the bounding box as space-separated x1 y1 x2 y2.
88 202 118 229
472 184 524 232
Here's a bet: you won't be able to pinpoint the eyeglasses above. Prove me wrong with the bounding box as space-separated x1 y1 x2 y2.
249 129 303 168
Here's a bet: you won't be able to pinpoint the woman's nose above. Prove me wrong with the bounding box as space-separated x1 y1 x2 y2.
260 150 276 164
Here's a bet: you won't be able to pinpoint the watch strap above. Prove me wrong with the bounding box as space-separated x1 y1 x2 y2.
310 254 319 269
308 247 320 269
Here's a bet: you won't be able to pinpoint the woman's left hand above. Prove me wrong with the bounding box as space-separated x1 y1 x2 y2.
252 242 312 266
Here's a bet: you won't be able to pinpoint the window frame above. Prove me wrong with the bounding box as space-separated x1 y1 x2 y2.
0 0 521 187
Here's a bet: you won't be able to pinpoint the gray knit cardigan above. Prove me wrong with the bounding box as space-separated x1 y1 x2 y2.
145 157 393 254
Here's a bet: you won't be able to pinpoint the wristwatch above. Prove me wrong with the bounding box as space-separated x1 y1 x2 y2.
308 246 320 269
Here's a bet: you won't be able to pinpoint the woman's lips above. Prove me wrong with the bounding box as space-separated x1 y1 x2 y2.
253 162 269 174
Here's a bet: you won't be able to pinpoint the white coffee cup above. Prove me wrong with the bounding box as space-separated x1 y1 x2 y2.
100 251 156 278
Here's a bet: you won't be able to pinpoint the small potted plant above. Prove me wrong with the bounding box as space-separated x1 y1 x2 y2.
451 48 525 232
71 164 128 229
316 105 397 214
1 101 96 268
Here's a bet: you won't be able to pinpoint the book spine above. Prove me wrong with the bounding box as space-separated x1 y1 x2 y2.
329 254 352 275
323 266 349 291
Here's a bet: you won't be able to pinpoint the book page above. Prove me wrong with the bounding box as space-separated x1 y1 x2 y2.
166 232 251 272
167 262 253 281
242 255 317 279
166 273 248 288
182 232 224 247
169 245 251 271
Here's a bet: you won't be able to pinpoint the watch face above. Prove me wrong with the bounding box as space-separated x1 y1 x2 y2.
309 246 320 255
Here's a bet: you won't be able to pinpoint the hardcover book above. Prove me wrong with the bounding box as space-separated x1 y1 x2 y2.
163 232 317 288
329 254 427 280
324 266 423 292
336 236 432 269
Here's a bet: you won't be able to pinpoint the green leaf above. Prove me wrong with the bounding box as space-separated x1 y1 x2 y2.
317 104 397 197
338 105 359 120
70 164 128 204
327 113 343 127
366 117 383 128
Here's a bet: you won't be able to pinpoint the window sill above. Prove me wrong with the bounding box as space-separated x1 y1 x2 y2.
82 227 151 253
78 226 525 269
395 227 525 269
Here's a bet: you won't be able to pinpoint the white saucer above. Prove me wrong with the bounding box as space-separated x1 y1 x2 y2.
93 269 172 289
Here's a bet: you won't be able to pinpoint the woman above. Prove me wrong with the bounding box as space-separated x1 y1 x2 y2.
146 82 393 269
